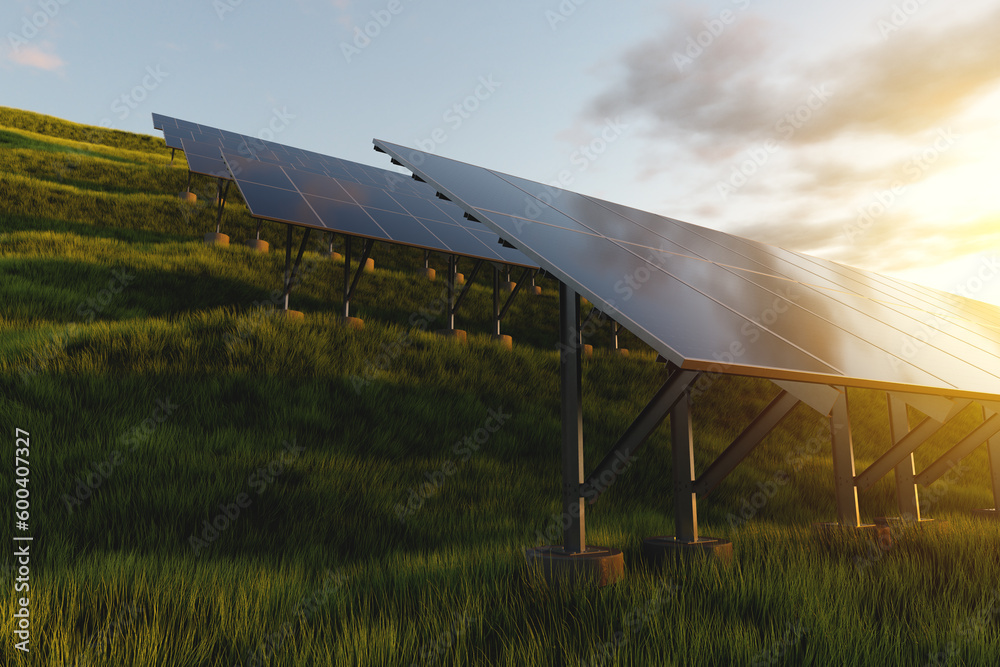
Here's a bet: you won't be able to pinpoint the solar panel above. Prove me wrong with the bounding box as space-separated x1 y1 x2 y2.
220 151 537 267
373 139 1000 402
152 114 537 268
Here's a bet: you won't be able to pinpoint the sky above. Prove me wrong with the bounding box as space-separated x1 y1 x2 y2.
3 0 1000 306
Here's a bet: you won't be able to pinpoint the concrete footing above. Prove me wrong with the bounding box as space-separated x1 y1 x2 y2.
421 267 436 281
619 349 630 357
583 344 593 359
364 258 375 273
179 191 197 204
532 285 543 296
436 329 467 342
331 252 343 262
204 232 229 246
277 309 304 322
524 546 625 588
972 508 999 519
340 316 364 330
506 281 517 293
246 239 269 252
455 272 465 285
492 334 513 350
642 536 733 566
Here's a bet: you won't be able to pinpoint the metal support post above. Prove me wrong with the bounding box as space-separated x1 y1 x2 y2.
888 394 920 521
831 389 861 527
559 282 585 554
672 390 698 543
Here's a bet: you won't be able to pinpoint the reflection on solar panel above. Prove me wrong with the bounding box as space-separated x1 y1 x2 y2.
373 139 1000 403
153 114 536 268
219 152 536 267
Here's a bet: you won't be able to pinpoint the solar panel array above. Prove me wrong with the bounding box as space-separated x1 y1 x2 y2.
152 114 536 267
373 139 1000 402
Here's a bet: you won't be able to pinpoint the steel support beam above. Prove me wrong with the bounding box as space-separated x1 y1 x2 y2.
581 368 700 504
831 389 861 528
492 265 500 336
694 390 800 497
447 255 456 330
451 259 484 315
888 394 921 521
559 282 585 554
673 389 698 543
987 405 1000 511
215 178 230 234
282 225 311 310
916 413 1000 486
341 236 373 318
854 413 954 493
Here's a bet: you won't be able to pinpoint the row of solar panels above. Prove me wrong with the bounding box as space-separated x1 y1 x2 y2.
154 113 1000 402
153 113 535 268
372 140 1000 402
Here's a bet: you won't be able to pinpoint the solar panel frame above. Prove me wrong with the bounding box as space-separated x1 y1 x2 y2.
373 138 1000 402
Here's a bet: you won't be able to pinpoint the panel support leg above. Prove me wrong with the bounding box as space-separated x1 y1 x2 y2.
524 281 624 586
560 281 585 554
988 405 1000 513
672 390 698 543
889 394 921 522
831 390 861 528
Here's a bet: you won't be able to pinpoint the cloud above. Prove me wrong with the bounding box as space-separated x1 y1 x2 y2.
7 43 65 71
586 5 1000 153
577 6 1000 276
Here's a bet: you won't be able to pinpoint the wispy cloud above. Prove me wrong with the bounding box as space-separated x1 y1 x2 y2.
7 43 65 71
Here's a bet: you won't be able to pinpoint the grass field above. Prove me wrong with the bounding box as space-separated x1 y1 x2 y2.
3 107 1000 665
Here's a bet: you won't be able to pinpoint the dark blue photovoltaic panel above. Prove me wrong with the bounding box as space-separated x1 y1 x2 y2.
374 138 1000 401
155 113 537 267
217 149 537 267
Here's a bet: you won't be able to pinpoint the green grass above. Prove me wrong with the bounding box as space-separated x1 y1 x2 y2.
2 106 1000 665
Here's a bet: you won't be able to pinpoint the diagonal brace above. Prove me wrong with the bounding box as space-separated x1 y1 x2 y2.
855 409 965 492
282 225 312 309
916 413 1000 486
498 267 532 322
580 368 700 504
693 390 800 497
452 259 484 315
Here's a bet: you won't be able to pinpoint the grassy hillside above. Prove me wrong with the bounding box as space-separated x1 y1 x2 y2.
2 107 1000 666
